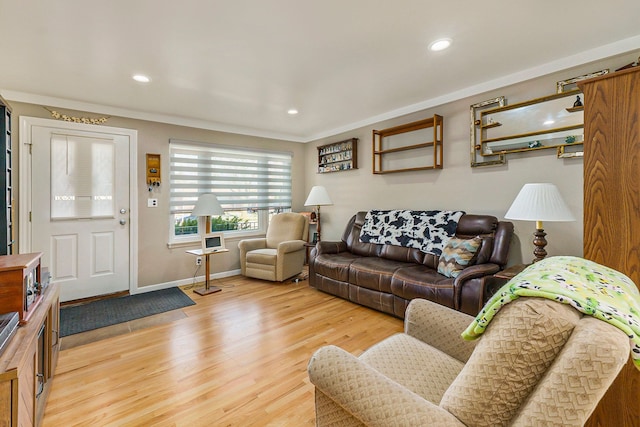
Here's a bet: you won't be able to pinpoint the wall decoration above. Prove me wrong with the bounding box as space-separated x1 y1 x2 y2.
556 69 609 93
469 69 608 168
317 138 357 173
44 106 109 125
372 114 443 174
470 97 506 168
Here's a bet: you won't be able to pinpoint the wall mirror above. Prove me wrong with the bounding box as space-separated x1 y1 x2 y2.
480 88 583 156
469 69 609 167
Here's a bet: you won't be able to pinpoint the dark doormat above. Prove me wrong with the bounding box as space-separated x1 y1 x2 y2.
60 287 196 337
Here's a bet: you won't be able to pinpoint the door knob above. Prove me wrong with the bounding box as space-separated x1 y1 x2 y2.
120 208 127 214
119 219 127 225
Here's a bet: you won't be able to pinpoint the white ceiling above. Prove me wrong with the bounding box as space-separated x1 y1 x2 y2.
1 1 639 142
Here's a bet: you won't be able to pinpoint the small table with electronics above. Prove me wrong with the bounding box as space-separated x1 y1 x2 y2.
186 248 229 295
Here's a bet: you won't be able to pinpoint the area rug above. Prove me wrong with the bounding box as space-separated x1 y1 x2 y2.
60 287 196 337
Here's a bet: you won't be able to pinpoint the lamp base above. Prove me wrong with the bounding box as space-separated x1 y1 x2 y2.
532 228 547 263
193 286 222 296
316 206 322 242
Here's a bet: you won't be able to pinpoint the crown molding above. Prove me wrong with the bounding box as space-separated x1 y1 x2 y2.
3 35 639 144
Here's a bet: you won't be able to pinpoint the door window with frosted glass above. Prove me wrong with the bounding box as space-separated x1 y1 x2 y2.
50 134 115 219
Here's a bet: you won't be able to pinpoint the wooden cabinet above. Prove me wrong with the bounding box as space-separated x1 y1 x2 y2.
0 282 59 426
317 138 358 173
579 66 640 427
372 114 443 174
0 253 43 324
0 96 13 255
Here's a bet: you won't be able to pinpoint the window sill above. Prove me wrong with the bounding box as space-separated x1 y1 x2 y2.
167 230 266 249
167 239 199 250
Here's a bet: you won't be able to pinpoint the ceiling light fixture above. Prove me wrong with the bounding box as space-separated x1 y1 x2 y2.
429 38 452 51
132 74 151 83
287 108 299 115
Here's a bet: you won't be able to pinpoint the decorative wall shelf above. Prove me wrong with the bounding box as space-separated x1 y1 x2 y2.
469 69 609 167
0 96 13 255
317 138 358 173
372 114 443 174
482 121 502 129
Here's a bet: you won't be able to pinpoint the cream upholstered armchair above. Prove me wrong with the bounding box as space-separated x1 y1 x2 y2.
238 212 309 282
308 297 629 427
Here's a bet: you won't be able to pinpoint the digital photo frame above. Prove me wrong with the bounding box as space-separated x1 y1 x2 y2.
201 232 225 253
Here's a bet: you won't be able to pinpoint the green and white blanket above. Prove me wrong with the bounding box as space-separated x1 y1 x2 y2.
462 256 640 371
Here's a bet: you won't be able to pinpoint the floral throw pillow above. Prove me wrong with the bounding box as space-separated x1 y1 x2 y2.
437 236 482 278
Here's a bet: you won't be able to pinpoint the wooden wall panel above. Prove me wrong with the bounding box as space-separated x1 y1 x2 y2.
580 66 640 427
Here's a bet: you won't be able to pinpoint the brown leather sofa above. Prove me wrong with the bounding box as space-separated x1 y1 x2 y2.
309 211 513 317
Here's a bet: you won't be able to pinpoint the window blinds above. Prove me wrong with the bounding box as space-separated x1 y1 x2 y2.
169 140 292 215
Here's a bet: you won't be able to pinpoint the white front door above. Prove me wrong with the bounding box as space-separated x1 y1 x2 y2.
21 117 137 302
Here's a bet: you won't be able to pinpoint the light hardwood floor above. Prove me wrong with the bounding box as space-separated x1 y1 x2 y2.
43 274 403 426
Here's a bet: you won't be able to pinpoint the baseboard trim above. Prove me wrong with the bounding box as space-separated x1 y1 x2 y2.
131 269 242 295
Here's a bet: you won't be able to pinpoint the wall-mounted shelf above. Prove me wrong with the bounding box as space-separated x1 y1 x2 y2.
566 106 584 113
482 121 502 129
317 138 358 173
0 96 13 255
372 114 443 174
478 88 585 159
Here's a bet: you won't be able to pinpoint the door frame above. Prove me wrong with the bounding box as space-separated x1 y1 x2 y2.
19 116 139 295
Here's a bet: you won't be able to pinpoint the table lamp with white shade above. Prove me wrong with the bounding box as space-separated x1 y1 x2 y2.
191 193 224 234
189 193 225 296
304 186 333 242
505 183 575 263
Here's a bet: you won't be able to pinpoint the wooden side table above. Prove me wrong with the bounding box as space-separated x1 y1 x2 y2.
493 263 529 280
186 248 229 295
304 243 315 265
485 264 530 303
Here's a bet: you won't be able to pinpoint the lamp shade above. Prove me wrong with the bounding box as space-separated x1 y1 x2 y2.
304 186 333 206
505 183 575 222
191 193 224 217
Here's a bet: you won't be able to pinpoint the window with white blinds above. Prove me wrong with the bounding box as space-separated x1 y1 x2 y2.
169 139 293 215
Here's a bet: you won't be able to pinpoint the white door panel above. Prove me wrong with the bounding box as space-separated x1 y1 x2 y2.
51 234 78 280
28 123 132 301
92 231 115 275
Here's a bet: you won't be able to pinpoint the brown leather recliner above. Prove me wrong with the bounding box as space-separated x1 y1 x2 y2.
309 211 513 317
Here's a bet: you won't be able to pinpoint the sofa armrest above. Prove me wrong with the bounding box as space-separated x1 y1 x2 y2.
404 299 477 363
315 240 347 255
453 263 500 285
276 239 306 255
452 263 501 314
308 345 465 427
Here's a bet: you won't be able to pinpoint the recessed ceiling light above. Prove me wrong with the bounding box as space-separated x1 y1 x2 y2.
544 120 555 125
287 108 299 115
429 38 452 51
133 74 150 83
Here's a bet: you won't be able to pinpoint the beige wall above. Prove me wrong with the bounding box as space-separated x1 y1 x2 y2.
10 103 307 288
304 51 640 266
8 50 638 289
